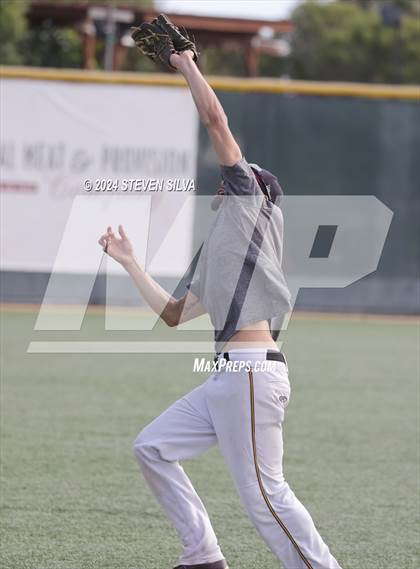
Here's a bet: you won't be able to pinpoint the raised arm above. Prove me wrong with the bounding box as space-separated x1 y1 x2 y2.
170 51 242 167
98 225 205 327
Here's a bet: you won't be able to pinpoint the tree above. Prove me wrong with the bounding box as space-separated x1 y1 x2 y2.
21 20 83 69
290 0 420 83
0 0 28 65
398 15 420 83
200 47 247 77
340 0 420 16
0 0 154 69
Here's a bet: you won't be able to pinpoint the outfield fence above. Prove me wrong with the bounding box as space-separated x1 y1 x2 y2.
1 67 419 314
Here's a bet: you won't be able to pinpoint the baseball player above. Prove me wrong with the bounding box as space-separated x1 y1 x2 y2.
98 14 342 569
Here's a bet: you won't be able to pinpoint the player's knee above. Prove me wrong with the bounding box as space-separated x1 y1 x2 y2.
240 478 290 519
132 429 157 465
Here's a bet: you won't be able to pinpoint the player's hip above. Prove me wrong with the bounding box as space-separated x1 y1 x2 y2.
205 348 291 415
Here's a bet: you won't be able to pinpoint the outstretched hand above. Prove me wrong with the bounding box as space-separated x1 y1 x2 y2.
98 225 134 266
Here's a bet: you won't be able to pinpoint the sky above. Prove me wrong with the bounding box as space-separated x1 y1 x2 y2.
155 0 304 21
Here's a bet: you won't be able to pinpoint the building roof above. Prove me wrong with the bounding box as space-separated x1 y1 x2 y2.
28 2 293 35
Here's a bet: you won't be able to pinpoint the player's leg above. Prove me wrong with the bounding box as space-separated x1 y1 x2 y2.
133 380 225 566
206 358 341 569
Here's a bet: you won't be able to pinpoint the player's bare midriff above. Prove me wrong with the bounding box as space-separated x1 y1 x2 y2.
223 320 279 351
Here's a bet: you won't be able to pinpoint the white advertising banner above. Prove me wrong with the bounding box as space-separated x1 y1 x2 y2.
0 77 198 275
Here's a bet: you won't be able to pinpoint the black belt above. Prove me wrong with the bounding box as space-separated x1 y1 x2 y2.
215 350 286 364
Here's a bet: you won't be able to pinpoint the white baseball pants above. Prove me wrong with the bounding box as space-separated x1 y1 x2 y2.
133 349 342 569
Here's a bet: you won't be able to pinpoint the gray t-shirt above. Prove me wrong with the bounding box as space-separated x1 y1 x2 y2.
188 158 292 352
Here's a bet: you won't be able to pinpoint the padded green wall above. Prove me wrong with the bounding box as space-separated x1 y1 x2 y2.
195 92 420 313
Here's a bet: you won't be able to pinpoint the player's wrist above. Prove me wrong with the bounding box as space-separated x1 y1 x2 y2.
170 50 195 71
180 49 195 61
121 255 139 272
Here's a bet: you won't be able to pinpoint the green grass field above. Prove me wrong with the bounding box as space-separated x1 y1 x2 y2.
1 307 419 569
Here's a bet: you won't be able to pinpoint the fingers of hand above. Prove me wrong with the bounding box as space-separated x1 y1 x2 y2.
118 224 127 240
99 232 112 253
99 226 124 253
98 234 108 247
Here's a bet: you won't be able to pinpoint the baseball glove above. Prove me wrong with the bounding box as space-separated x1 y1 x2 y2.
154 13 199 63
131 21 176 69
